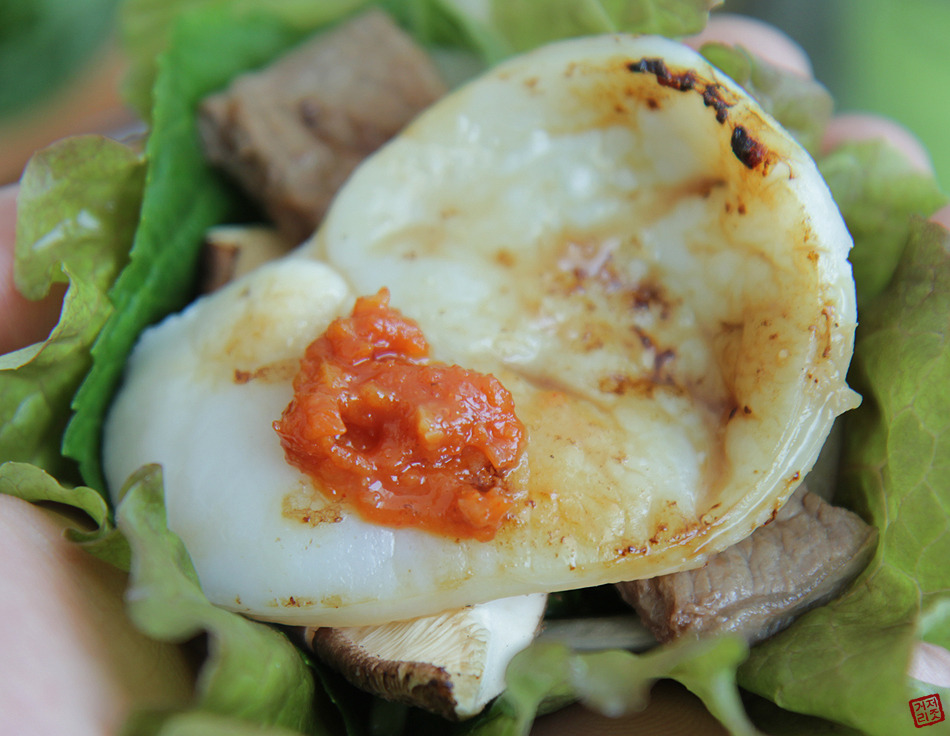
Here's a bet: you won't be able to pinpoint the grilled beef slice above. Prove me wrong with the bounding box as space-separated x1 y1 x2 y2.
198 9 447 243
617 486 876 645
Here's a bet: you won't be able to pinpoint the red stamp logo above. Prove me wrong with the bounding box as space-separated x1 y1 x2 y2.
910 694 945 728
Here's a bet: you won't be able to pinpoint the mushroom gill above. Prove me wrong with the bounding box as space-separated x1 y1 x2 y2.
304 594 546 720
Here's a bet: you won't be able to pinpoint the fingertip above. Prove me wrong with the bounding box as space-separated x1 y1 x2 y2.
930 203 950 232
822 113 934 174
684 13 813 78
908 642 950 688
0 184 65 355
0 184 16 234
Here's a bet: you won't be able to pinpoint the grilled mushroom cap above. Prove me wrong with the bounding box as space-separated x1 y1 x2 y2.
200 225 294 293
305 594 546 719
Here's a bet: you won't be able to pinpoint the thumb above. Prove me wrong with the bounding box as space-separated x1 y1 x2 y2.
0 185 66 355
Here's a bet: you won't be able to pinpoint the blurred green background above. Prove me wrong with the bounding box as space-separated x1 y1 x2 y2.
1 0 948 189
0 0 121 118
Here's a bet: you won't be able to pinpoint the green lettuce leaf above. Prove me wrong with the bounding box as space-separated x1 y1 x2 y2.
7 3 948 735
819 140 948 307
397 0 721 66
740 693 862 736
121 0 496 121
739 219 950 735
699 42 833 156
467 637 760 736
115 464 327 735
62 7 314 491
119 0 374 121
126 712 325 736
120 0 720 120
0 461 129 568
0 136 144 482
375 0 509 67
124 712 316 736
66 0 721 493
487 0 719 58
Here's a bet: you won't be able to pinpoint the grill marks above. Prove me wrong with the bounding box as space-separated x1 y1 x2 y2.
552 237 683 398
628 57 774 172
627 58 701 91
731 126 770 170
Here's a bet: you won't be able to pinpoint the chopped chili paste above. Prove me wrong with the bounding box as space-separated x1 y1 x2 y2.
274 289 526 541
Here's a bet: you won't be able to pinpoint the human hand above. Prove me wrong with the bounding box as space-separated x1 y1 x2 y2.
1 12 949 736
0 192 193 733
0 495 194 735
0 184 66 355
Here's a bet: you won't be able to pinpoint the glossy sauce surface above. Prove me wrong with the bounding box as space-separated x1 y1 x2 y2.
275 289 526 541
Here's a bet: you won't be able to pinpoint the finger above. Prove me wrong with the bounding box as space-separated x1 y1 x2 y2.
684 13 813 78
0 495 194 733
0 184 66 355
821 113 950 232
822 113 934 173
931 204 950 231
909 642 950 688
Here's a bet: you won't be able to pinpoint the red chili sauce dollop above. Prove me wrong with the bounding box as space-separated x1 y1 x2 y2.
274 289 526 541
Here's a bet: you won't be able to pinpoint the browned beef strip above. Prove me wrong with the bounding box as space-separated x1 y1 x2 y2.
616 486 877 645
198 9 447 244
